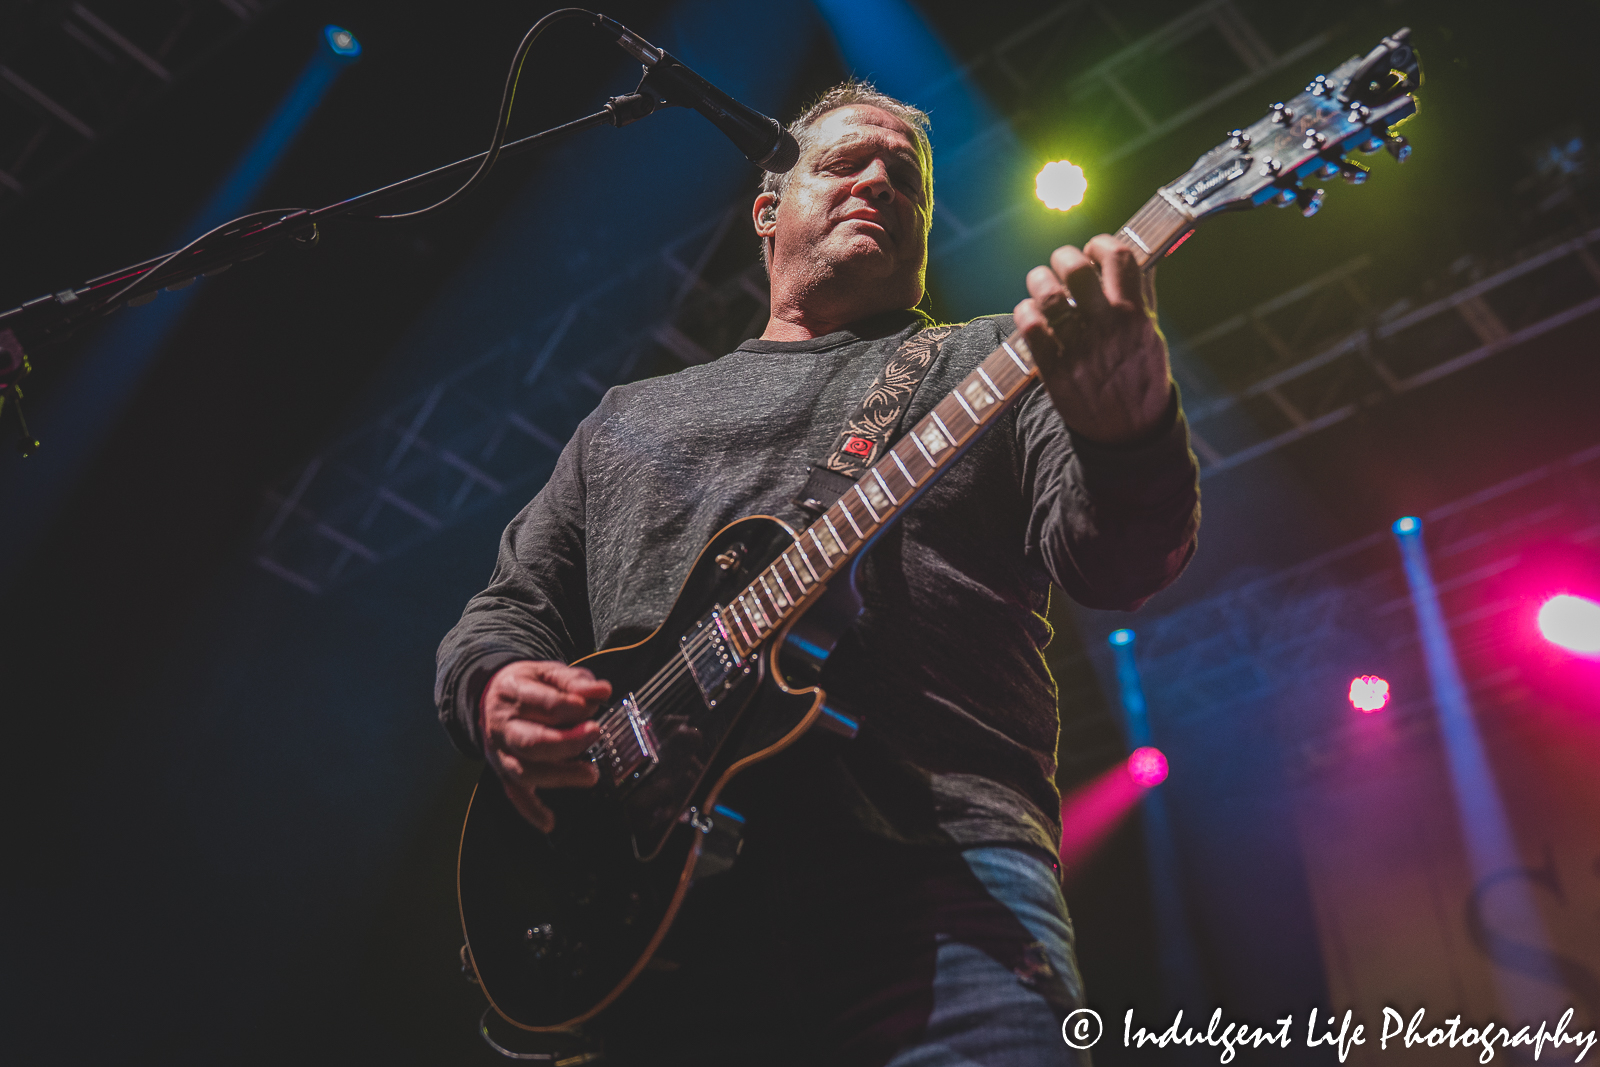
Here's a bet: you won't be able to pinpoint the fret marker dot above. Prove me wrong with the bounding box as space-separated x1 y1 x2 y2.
1036 160 1087 212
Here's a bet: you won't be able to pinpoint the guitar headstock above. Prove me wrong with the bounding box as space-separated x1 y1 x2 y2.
1126 29 1420 261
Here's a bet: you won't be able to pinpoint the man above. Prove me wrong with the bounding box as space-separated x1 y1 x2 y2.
437 82 1199 1064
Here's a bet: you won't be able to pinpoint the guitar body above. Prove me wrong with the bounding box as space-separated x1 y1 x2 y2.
458 515 852 1031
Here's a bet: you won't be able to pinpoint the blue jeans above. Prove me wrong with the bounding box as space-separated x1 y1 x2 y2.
882 847 1089 1066
597 841 1089 1066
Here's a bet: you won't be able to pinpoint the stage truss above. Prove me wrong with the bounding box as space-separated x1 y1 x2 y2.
0 0 275 215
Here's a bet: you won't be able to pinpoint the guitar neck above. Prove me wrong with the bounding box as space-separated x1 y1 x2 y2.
714 194 1191 658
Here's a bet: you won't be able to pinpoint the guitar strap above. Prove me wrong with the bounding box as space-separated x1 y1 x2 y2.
792 323 957 518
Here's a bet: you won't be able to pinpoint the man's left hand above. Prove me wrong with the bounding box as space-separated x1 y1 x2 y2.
1014 234 1173 446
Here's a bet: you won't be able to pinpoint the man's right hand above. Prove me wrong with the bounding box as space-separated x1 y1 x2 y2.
480 660 611 833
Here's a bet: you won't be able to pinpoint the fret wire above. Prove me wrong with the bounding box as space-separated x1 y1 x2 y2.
822 513 849 553
975 364 1001 401
754 583 779 623
909 423 935 466
808 528 835 567
836 497 865 540
783 552 811 591
741 592 769 632
982 355 1017 393
853 483 881 523
952 389 980 426
929 410 956 448
791 544 820 584
750 590 774 630
1001 340 1028 375
726 603 755 648
759 572 787 609
744 587 770 627
770 566 794 604
890 447 916 488
871 467 900 505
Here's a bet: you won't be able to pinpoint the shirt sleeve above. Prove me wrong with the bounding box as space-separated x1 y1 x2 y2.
433 411 599 757
1009 323 1202 611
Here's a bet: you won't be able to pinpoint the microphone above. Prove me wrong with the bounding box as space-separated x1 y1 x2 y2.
596 14 800 173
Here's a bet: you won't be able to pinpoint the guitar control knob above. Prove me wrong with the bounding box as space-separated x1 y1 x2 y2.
1303 131 1327 151
1347 104 1372 124
1270 102 1294 124
1384 134 1412 162
1259 157 1281 177
1227 128 1251 149
1297 187 1326 217
1307 74 1333 96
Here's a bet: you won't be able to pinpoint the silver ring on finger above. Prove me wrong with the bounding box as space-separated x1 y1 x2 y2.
1045 294 1078 333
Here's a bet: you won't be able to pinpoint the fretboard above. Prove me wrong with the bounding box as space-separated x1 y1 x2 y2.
714 196 1187 659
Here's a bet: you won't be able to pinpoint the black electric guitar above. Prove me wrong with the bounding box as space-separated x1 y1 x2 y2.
458 30 1421 1032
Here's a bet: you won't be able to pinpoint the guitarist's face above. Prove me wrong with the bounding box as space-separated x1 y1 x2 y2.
768 105 931 316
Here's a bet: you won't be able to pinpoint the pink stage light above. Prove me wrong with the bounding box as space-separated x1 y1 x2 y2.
1349 675 1391 713
1538 594 1600 655
1127 746 1169 787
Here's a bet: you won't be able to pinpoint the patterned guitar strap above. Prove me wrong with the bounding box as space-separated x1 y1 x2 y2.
792 324 957 518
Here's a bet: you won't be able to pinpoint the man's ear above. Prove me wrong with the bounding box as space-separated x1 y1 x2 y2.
753 192 779 238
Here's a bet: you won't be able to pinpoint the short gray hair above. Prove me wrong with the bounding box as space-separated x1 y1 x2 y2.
758 79 933 270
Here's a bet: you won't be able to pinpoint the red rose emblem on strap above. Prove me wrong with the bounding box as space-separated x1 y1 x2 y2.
843 436 873 458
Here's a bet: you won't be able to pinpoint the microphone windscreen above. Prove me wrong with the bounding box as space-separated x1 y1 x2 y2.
762 129 800 174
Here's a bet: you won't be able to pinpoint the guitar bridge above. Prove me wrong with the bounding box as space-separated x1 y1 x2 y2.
588 695 658 787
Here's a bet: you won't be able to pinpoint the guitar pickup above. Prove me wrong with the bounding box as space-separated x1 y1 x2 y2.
681 610 748 708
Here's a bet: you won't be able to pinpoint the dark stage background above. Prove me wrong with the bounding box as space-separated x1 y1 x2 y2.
3 0 1599 1063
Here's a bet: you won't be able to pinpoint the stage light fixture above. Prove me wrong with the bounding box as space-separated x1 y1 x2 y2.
1109 628 1134 646
324 25 361 58
1127 746 1168 788
1036 160 1088 211
1393 516 1420 536
1348 675 1391 713
1537 594 1600 655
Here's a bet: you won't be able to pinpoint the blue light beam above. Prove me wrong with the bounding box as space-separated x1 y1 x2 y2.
0 35 358 594
1108 628 1207 1016
1392 516 1562 1022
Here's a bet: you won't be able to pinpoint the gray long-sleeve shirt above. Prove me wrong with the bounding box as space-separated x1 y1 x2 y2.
436 310 1199 858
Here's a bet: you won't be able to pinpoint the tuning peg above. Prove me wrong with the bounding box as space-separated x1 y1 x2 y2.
1358 136 1385 154
1340 159 1370 184
1272 188 1298 208
1228 128 1251 149
1270 102 1294 124
1259 157 1282 177
1307 74 1334 97
1315 160 1340 180
1296 187 1326 217
1384 133 1412 162
1347 103 1371 124
1303 131 1328 151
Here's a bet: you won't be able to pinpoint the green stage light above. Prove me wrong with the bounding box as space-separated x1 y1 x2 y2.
1036 160 1087 211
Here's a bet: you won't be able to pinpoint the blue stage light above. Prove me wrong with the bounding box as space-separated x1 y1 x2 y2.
324 25 361 59
1393 516 1420 535
1109 628 1134 646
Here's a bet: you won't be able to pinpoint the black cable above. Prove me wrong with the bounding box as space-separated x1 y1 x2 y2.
367 7 600 221
96 207 304 314
89 8 601 318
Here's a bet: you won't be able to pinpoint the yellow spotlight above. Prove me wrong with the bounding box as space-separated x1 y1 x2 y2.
1036 160 1088 211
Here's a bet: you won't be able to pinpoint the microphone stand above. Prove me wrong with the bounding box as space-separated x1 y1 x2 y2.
0 89 664 454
